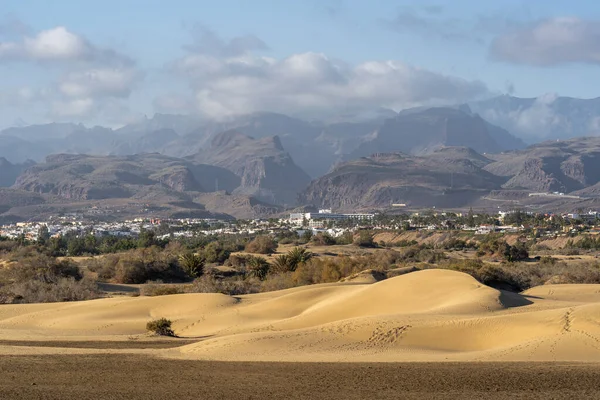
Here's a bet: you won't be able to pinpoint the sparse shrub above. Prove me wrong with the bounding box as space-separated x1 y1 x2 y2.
187 275 260 295
277 231 299 245
245 235 278 254
259 272 297 292
504 242 529 262
201 242 231 264
393 240 418 248
354 231 375 248
311 233 335 246
301 230 313 244
534 244 550 251
146 318 175 336
441 236 474 250
6 254 82 284
141 282 183 296
95 247 186 284
539 256 556 265
226 254 249 268
335 232 354 245
0 249 100 304
476 264 525 292
0 277 99 304
115 259 147 284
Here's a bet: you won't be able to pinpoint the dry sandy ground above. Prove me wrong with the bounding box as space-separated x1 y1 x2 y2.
5 269 600 398
2 269 600 363
2 356 600 399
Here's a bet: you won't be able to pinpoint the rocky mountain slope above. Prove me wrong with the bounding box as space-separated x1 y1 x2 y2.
301 137 600 211
3 152 288 220
300 147 505 210
13 153 241 201
484 137 600 193
190 130 311 206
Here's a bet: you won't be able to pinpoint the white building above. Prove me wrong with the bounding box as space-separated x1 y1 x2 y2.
289 210 374 227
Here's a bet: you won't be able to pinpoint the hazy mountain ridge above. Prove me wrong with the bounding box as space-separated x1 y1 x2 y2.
470 95 600 142
0 106 525 177
348 107 525 159
0 158 35 187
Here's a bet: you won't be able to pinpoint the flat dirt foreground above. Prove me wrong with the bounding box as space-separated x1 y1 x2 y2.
1 355 600 400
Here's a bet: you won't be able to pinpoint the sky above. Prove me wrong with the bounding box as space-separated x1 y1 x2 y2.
1 0 600 128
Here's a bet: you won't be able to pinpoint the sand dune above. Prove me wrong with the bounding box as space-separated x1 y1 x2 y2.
3 269 600 362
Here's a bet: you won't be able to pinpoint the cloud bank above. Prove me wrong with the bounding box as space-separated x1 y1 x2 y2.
169 28 489 119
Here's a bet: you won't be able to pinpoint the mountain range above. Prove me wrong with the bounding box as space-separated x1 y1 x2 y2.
0 102 528 177
3 96 600 220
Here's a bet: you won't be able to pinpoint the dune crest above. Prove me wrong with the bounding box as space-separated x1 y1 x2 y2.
3 269 600 362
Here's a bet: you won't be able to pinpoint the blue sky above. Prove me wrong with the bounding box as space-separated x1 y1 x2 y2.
1 0 600 128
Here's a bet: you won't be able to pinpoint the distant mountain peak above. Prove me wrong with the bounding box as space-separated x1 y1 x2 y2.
0 157 11 167
210 130 251 148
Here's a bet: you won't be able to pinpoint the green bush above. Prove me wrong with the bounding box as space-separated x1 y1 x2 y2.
146 318 175 336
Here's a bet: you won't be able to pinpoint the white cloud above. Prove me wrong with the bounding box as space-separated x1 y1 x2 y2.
473 93 577 140
58 67 141 98
172 49 489 119
23 27 88 60
0 25 132 66
0 23 142 126
162 28 488 118
490 17 600 65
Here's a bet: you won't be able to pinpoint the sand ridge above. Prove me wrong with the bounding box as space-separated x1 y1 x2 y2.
3 269 600 362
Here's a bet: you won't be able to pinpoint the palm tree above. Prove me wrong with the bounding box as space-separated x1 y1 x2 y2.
272 254 291 273
286 247 313 271
246 256 271 280
178 252 205 278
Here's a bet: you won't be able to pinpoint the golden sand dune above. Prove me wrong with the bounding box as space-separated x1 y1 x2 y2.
2 269 600 362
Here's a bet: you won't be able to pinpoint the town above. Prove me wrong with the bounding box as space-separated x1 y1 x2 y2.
2 208 600 245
